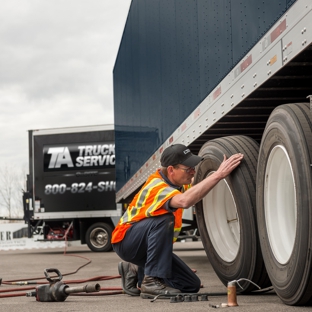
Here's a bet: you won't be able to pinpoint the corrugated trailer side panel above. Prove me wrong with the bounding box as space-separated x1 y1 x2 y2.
113 0 296 192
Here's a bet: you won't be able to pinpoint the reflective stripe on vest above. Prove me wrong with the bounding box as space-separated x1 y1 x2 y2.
111 169 191 244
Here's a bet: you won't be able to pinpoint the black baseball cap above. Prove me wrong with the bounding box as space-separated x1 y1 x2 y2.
160 144 203 167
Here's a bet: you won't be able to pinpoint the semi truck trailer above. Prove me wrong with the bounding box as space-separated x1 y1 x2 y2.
23 125 121 252
113 0 312 306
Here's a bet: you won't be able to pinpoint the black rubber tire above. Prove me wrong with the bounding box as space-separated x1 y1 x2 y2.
85 222 113 252
257 103 312 305
194 135 270 293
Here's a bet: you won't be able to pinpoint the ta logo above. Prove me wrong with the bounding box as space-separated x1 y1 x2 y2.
48 147 74 168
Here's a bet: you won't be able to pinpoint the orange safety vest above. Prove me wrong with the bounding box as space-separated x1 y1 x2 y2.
111 169 191 244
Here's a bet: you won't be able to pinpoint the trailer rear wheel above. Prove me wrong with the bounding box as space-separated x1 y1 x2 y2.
85 222 113 252
194 136 270 292
257 103 312 305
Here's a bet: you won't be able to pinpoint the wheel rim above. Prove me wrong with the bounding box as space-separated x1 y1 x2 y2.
202 173 240 262
89 227 108 248
264 145 297 265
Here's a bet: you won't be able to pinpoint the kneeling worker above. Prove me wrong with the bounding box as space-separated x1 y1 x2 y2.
111 144 243 299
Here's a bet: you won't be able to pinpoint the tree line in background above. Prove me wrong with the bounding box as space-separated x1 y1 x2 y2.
0 165 26 219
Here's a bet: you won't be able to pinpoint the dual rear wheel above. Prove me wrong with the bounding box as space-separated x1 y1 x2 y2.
194 103 312 305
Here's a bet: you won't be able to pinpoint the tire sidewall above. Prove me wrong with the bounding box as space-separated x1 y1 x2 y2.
257 110 310 295
195 144 257 285
85 222 113 252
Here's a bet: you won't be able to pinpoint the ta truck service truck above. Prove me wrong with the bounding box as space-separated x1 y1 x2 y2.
113 0 312 306
23 125 121 252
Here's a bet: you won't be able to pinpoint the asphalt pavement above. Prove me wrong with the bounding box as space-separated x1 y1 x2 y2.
0 241 311 312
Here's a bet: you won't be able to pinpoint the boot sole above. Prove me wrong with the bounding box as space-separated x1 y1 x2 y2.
140 292 180 299
140 293 159 299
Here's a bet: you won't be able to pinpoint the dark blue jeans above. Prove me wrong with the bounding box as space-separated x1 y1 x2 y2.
112 213 201 293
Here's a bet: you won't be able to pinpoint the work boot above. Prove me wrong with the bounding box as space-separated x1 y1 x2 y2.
118 262 140 296
140 275 181 299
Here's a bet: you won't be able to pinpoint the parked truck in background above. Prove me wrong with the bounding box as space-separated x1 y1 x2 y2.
113 0 312 306
23 125 121 252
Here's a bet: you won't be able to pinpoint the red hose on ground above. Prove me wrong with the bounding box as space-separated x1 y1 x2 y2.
0 231 123 299
70 290 123 296
0 292 28 298
64 275 121 284
2 275 121 286
2 253 92 284
2 238 93 284
100 287 122 291
0 276 123 298
0 286 123 298
0 286 35 293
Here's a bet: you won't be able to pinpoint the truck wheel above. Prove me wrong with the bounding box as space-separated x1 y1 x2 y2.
257 103 312 305
194 135 270 292
85 222 113 252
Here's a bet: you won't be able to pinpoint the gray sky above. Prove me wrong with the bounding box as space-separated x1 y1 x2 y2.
0 0 131 170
